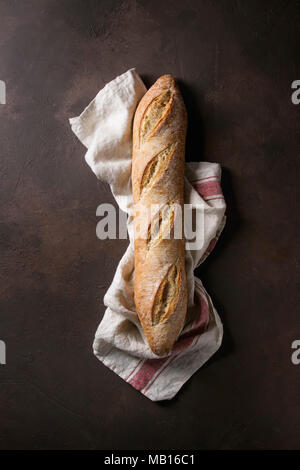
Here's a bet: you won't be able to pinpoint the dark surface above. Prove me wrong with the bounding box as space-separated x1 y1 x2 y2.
0 0 300 450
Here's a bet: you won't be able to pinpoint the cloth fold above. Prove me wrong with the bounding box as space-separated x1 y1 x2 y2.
69 68 226 401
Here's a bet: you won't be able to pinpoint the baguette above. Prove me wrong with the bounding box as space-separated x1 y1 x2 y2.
132 75 187 356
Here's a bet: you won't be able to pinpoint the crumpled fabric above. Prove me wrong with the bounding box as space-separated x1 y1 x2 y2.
70 68 226 401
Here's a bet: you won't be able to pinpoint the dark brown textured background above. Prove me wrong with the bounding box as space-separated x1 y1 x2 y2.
0 0 300 450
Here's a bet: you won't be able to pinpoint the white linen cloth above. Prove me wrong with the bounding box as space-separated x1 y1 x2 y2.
69 68 226 401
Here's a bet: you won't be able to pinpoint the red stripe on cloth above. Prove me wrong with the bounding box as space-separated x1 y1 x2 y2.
124 359 143 381
195 180 222 198
128 356 169 391
204 196 224 201
191 176 216 183
142 355 178 394
192 292 211 344
178 291 210 342
128 288 210 392
204 237 218 257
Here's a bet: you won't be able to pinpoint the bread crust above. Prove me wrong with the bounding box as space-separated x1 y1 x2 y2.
132 75 188 356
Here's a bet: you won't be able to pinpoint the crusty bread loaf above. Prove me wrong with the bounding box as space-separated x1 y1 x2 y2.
132 75 187 356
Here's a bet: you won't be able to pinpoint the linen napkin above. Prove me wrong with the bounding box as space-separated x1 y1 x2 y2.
69 68 226 401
